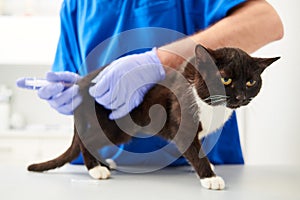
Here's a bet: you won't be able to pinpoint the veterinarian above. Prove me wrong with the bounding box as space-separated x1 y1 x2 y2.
17 0 283 167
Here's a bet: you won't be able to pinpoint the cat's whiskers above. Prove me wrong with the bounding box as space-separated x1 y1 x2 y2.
204 95 229 102
208 98 228 106
209 95 229 98
203 95 229 106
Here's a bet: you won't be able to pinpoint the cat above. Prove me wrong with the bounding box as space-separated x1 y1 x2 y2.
27 44 279 190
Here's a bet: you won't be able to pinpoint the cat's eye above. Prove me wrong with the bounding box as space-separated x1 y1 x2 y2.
221 77 232 86
246 80 256 87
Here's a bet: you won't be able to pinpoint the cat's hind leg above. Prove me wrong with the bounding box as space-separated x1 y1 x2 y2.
78 142 111 180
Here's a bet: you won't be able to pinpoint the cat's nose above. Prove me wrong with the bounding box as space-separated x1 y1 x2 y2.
236 94 246 101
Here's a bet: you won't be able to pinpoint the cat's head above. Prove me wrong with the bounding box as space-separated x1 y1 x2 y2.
192 44 280 109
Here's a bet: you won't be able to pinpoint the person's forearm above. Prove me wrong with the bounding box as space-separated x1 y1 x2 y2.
193 0 283 52
158 0 284 71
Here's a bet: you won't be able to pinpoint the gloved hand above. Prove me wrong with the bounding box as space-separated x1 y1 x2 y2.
16 71 82 115
89 48 165 120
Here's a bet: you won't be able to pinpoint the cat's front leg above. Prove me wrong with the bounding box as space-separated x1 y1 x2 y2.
180 137 225 190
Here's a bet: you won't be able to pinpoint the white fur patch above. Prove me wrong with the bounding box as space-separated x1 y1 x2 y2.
191 87 233 139
105 158 117 170
88 165 111 179
210 163 215 171
200 176 225 190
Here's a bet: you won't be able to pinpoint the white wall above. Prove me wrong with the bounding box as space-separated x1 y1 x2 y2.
238 1 300 165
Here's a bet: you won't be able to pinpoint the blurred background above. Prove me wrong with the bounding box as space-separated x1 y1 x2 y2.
0 0 299 166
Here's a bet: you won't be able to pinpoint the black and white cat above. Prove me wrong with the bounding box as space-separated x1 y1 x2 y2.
27 45 279 190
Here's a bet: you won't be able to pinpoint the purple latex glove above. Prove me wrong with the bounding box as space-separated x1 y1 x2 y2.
16 71 82 115
89 48 165 120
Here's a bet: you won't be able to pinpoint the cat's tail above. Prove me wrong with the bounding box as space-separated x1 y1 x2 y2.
27 134 81 172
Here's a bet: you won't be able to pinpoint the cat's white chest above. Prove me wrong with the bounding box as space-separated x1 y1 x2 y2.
191 87 233 139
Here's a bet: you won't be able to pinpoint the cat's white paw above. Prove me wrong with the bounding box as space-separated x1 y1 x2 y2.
89 165 111 180
200 176 225 190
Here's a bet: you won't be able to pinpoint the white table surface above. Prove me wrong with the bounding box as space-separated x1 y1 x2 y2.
0 164 299 200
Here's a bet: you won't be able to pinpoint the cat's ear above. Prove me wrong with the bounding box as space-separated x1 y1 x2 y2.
195 44 215 64
194 44 219 80
256 57 280 73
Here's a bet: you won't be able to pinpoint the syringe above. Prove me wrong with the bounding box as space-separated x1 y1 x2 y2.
24 78 75 90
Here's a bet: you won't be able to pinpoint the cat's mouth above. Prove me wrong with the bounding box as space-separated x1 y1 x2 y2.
226 99 251 109
226 103 241 109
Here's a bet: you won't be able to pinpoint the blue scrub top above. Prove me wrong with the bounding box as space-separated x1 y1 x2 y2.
53 0 245 166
